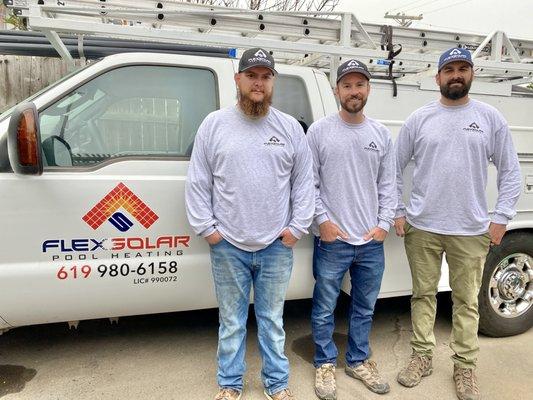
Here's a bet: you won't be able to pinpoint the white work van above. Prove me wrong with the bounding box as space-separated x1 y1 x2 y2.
0 50 531 338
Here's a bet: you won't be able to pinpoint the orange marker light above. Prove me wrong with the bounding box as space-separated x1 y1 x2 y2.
17 109 38 166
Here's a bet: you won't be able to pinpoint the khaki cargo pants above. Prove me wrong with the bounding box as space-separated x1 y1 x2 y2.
404 222 491 368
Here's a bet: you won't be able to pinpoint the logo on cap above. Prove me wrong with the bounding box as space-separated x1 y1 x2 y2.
255 49 267 58
337 59 370 82
438 47 473 71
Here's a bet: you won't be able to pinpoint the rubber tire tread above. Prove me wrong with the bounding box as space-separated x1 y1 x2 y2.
478 232 533 337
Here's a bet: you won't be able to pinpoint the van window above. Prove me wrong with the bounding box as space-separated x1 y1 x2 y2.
273 75 313 132
39 65 217 168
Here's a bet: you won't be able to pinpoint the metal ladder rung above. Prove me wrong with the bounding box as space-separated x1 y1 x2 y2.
5 0 531 83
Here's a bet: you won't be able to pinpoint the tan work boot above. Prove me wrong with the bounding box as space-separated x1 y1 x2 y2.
315 363 337 400
453 365 481 400
214 388 242 400
264 388 295 400
345 360 390 394
397 352 433 387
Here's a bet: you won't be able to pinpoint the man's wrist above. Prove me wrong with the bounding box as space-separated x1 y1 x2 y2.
316 213 329 226
288 226 303 240
490 213 510 225
201 226 217 238
377 220 391 232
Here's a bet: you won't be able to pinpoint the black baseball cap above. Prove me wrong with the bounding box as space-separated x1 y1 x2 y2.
336 59 371 82
238 47 277 74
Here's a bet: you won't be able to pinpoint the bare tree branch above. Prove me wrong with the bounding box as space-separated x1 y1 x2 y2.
181 0 339 11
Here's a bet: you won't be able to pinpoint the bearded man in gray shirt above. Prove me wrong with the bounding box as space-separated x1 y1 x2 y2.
394 48 521 400
185 48 314 400
307 60 396 400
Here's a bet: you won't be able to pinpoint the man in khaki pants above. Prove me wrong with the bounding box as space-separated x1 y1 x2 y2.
394 47 521 400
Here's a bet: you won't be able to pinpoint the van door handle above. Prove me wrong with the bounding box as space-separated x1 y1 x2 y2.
526 175 533 194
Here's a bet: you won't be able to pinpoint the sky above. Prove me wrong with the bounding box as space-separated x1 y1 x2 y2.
336 0 532 39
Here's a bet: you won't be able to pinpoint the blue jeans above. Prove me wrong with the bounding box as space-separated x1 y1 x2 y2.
311 237 385 368
210 238 293 395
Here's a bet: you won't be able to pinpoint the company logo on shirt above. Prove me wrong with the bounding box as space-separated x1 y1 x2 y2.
463 122 484 133
364 141 379 152
264 136 286 147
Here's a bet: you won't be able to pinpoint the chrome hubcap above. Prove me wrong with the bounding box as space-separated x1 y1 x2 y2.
489 253 532 318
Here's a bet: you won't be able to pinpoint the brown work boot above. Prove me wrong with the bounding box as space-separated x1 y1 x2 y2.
453 365 481 400
214 387 242 400
264 388 295 400
315 363 337 400
397 352 433 387
345 360 390 394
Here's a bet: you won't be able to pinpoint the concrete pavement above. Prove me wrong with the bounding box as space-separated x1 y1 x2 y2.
0 294 531 400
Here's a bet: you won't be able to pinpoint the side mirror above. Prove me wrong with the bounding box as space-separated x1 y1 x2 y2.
42 135 73 167
7 102 43 175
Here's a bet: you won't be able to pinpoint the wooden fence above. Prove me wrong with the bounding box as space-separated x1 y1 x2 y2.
0 55 84 113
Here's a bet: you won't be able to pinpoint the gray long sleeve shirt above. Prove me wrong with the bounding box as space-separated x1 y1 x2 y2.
307 113 397 245
395 99 521 235
185 105 315 252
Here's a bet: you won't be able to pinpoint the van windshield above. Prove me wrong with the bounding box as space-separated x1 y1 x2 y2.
0 62 95 122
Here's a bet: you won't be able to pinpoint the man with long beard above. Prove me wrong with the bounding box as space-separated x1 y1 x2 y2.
394 48 521 400
307 59 396 399
185 47 314 400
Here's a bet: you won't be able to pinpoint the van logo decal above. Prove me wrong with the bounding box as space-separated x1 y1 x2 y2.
82 183 158 231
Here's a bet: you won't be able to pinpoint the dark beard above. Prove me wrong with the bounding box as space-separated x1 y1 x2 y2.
440 78 472 100
340 96 367 114
239 90 273 118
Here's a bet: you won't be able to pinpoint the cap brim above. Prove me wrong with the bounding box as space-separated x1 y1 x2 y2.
239 64 277 74
336 69 371 83
438 59 474 71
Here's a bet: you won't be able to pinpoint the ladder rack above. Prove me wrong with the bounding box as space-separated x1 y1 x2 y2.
4 0 533 85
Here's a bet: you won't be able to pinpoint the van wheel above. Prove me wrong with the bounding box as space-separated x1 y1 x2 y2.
478 232 533 337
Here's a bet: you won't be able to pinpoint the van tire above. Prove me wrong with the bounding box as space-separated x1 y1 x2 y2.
478 232 533 337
